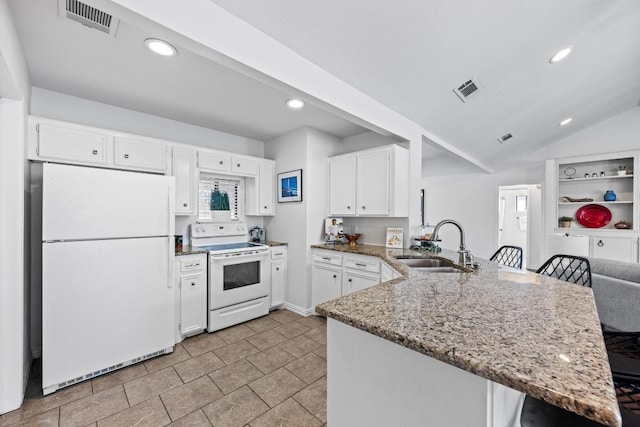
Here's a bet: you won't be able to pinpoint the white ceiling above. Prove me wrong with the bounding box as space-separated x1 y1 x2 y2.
7 0 640 174
210 0 640 173
7 0 368 141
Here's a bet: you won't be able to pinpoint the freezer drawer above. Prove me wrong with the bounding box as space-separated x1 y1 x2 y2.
42 237 174 393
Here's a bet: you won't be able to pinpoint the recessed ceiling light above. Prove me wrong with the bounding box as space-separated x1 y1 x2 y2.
549 46 573 64
559 118 573 126
144 38 177 57
286 99 305 109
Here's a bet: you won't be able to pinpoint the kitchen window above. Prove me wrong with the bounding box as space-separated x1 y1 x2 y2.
198 176 240 222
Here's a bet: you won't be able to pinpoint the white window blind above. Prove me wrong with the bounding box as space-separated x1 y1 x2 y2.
198 176 240 222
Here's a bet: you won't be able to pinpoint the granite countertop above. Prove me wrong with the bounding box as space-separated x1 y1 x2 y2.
264 240 287 247
313 243 620 427
175 245 208 256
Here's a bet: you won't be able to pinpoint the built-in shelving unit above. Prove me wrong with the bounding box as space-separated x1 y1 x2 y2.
544 151 640 262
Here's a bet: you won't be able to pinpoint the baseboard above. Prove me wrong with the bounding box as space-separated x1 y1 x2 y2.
283 302 314 317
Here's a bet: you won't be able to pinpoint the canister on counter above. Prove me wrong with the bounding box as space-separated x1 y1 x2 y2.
175 235 183 253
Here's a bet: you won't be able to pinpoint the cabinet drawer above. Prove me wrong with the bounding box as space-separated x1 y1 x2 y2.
344 256 380 273
180 256 205 272
313 251 342 266
114 137 167 172
198 151 231 172
271 247 287 260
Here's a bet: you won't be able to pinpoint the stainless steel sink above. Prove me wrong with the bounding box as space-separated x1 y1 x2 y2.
396 258 453 268
395 257 465 273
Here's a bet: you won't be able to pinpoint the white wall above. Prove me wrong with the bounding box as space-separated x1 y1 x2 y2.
31 88 264 157
422 106 640 264
264 129 309 313
0 0 30 414
265 127 343 313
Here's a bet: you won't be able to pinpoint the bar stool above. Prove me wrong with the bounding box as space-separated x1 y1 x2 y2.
612 374 640 426
489 245 523 269
535 254 592 287
520 254 597 426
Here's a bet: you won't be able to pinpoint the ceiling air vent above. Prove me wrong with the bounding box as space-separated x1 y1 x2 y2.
453 77 480 102
497 133 514 144
59 0 120 37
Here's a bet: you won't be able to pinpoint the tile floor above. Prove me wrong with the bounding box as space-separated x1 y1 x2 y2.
0 310 328 427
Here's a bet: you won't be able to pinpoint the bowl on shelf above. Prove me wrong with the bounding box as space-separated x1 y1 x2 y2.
345 233 362 246
614 221 632 229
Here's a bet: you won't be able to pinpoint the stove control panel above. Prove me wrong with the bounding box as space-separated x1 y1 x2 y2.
191 222 248 238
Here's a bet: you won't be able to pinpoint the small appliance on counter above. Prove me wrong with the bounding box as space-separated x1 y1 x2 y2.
250 226 266 243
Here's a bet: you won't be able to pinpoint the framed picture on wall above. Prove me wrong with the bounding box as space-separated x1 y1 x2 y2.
278 169 302 203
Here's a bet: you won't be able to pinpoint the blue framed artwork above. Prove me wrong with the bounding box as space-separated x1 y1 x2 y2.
277 169 302 203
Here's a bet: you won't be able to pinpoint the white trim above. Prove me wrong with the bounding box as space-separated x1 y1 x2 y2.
283 302 314 317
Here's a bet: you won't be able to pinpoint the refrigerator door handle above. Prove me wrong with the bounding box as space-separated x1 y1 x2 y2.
167 236 174 288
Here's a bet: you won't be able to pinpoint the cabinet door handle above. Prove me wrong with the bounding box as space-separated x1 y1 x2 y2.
332 274 337 279
276 267 280 271
264 206 268 209
92 149 98 155
191 281 196 286
355 263 367 267
237 163 241 167
219 160 224 165
348 278 353 282
183 203 188 207
124 153 129 159
347 206 351 210
597 240 604 247
322 257 331 260
361 206 366 210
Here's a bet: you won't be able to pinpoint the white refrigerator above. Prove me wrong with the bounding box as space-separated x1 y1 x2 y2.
41 163 175 395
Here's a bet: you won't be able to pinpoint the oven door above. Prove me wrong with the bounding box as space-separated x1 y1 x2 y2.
209 251 269 310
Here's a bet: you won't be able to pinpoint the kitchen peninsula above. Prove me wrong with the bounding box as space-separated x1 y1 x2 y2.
314 244 621 427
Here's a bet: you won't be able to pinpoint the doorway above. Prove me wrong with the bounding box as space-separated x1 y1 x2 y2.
497 184 542 270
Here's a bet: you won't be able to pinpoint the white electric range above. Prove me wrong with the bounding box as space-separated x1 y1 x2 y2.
191 222 270 332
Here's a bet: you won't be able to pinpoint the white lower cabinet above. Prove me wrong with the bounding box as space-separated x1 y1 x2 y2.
270 246 287 308
176 254 207 340
312 249 398 310
591 235 637 263
312 263 343 311
343 271 380 295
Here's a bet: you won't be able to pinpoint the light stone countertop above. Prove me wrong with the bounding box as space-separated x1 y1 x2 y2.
313 243 621 427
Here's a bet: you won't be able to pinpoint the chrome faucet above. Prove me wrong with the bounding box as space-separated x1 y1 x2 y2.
430 219 473 267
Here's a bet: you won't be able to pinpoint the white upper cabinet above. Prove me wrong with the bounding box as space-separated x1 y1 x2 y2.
246 159 275 216
356 149 390 215
29 117 276 217
329 155 357 216
231 156 259 176
198 151 259 177
114 136 167 172
172 147 196 215
329 144 409 217
198 151 231 173
33 120 110 166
